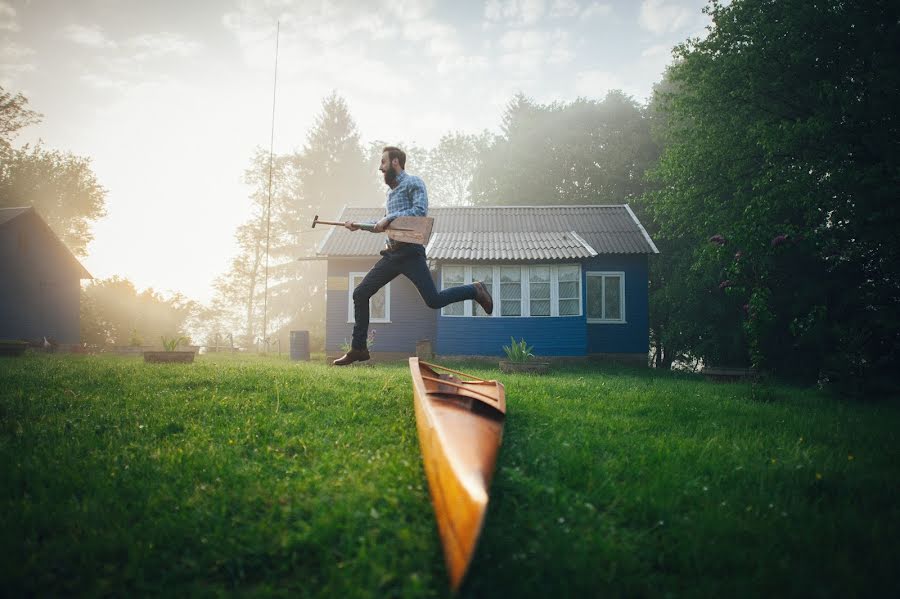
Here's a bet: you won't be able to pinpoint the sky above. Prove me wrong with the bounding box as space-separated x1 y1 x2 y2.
1 0 712 304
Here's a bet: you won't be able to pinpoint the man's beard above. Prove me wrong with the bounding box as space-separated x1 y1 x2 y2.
383 168 398 187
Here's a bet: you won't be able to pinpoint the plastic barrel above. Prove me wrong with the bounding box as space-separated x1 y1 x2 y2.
290 330 310 361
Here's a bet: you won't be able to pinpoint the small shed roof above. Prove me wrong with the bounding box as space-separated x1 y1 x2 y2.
0 206 93 279
317 204 658 259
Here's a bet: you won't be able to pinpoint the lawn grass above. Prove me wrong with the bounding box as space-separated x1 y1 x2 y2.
1 353 898 597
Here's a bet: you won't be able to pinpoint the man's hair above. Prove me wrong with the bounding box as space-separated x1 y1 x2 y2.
382 146 406 169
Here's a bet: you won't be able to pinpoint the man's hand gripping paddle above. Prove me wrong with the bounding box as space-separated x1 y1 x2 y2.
312 215 434 246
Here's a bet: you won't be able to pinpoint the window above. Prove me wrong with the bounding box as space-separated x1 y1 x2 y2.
586 272 625 323
440 264 582 318
348 273 390 323
529 266 551 316
441 266 465 316
557 265 580 316
500 266 522 316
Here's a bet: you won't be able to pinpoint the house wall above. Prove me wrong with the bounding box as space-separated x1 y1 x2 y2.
324 253 651 359
434 254 650 358
436 315 586 357
583 254 649 356
0 215 83 344
325 258 437 353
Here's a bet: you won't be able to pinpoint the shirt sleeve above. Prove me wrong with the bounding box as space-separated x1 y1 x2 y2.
386 176 428 220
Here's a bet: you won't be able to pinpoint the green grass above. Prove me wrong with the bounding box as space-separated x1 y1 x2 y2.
1 353 898 597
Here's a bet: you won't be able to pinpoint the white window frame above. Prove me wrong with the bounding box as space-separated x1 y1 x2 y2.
440 265 467 317
585 271 626 324
348 272 391 323
439 264 583 318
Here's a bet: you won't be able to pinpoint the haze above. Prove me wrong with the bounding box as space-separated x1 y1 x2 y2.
1 0 710 304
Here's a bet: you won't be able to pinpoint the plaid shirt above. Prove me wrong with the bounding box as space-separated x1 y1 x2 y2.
384 170 428 221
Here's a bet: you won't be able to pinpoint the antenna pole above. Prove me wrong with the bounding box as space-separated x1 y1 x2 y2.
262 20 279 353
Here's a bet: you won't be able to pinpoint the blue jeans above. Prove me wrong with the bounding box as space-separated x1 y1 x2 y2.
351 243 476 350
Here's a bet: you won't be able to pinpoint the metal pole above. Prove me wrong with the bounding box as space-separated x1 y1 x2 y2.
262 20 280 354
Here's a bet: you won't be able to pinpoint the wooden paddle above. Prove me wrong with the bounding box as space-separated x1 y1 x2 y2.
312 215 434 246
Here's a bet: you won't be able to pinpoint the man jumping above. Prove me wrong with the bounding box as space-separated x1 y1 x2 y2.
333 146 493 366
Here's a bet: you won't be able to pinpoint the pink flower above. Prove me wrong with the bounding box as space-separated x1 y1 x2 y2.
709 234 726 246
719 280 732 290
771 234 788 247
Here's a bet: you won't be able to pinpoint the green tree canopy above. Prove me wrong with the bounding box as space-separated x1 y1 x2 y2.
471 91 659 206
647 0 900 390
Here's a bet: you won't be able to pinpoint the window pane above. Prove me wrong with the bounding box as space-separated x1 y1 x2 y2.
501 299 521 316
531 282 550 300
530 266 551 317
586 275 603 319
443 301 464 316
500 267 520 283
443 266 464 287
558 265 579 282
442 266 465 316
605 275 621 320
472 266 493 317
531 300 551 316
558 281 578 299
530 266 550 283
371 287 386 319
559 299 579 316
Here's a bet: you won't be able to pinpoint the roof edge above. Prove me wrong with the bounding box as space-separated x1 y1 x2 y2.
624 204 659 254
568 230 598 257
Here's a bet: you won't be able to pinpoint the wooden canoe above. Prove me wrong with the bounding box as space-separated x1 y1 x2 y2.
408 358 506 591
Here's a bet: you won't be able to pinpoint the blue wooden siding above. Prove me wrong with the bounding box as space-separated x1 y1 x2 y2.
436 315 586 356
583 254 649 354
325 259 436 353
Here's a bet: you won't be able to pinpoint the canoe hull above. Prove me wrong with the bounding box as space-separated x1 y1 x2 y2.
409 358 505 591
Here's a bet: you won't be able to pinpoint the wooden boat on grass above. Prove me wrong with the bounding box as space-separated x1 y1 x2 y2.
408 358 506 592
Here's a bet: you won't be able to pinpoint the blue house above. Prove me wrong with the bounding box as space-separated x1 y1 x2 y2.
317 205 658 362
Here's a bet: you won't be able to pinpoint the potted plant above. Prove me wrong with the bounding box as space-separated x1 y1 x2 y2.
499 337 550 374
144 336 195 364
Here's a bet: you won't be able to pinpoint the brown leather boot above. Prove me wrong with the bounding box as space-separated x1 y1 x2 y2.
332 348 370 366
473 281 493 315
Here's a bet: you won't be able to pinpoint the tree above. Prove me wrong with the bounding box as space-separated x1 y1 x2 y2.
0 86 41 149
81 277 195 346
417 131 492 207
211 93 379 351
646 0 900 391
0 87 106 257
0 143 107 256
471 92 659 206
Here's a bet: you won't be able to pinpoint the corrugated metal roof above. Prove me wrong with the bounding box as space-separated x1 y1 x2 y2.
317 205 658 258
427 231 597 261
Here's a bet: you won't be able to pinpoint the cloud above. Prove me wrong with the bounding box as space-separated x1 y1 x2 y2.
127 32 202 60
485 0 546 26
638 0 697 35
498 29 573 73
581 2 613 19
0 1 18 32
0 39 34 87
549 0 611 19
63 24 116 48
